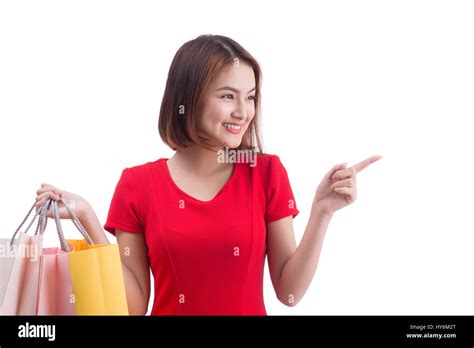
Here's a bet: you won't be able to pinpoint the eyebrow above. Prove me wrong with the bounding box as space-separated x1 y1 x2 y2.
215 86 256 93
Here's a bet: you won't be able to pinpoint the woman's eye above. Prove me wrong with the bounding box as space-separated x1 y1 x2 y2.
221 94 255 101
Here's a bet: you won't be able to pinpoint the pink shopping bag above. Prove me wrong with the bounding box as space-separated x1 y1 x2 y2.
36 247 75 315
0 201 48 315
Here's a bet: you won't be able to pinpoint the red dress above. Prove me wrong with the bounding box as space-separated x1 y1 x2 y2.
104 153 299 315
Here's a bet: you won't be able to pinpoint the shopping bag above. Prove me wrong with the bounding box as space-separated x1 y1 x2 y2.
36 247 75 315
2 197 129 316
67 239 129 315
34 199 77 315
51 198 129 315
0 239 15 306
0 200 49 315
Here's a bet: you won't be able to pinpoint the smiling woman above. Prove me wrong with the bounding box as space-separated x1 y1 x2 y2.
101 34 304 315
158 34 264 153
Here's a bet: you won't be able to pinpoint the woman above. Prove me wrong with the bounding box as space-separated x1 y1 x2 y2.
35 34 382 315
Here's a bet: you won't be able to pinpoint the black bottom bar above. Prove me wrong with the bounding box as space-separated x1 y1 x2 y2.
0 315 472 346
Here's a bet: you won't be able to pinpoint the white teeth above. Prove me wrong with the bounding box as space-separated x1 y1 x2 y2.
223 123 241 130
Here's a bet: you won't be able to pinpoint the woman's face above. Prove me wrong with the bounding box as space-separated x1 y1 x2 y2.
197 62 256 150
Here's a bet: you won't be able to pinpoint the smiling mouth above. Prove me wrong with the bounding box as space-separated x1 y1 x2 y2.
222 122 242 134
222 122 242 131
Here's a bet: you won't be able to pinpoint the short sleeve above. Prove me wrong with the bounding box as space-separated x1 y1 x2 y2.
104 168 144 236
265 155 300 223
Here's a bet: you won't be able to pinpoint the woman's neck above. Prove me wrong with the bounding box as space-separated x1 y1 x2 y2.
170 146 232 177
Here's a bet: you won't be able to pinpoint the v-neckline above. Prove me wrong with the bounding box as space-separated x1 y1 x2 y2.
161 158 238 204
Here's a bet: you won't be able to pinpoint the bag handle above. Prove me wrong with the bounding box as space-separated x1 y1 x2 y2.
35 199 51 236
9 199 51 248
48 198 94 252
58 197 93 245
10 198 94 252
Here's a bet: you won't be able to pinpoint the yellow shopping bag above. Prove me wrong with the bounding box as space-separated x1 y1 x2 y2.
67 239 128 315
49 199 129 316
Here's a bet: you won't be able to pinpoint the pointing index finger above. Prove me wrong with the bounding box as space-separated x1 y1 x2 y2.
353 155 383 173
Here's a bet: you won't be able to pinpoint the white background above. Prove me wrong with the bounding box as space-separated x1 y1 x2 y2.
1 0 473 315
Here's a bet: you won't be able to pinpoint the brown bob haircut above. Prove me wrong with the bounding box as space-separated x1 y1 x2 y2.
158 34 264 153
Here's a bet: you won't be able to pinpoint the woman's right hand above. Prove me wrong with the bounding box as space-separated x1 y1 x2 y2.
35 183 91 221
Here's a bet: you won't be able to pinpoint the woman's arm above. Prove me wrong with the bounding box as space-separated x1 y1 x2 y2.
267 156 382 307
267 207 332 307
35 184 151 315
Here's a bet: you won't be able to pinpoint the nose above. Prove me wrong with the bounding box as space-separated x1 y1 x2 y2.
231 112 245 121
231 103 247 121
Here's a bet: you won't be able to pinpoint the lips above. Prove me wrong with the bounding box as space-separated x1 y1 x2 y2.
222 122 243 127
222 122 242 134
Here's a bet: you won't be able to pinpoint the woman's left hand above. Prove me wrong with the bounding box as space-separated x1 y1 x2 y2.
312 155 383 216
